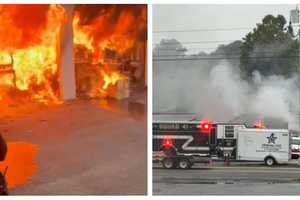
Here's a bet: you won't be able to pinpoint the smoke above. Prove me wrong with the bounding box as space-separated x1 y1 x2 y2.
250 71 298 121
154 58 298 123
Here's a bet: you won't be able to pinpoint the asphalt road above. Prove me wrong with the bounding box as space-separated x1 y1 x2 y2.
0 93 147 195
153 163 300 195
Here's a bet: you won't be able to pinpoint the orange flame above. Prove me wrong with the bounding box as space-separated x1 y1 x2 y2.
73 5 146 97
100 67 127 90
73 14 94 53
0 5 66 105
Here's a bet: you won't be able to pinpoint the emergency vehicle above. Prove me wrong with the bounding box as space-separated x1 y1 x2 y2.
236 128 290 166
153 115 291 169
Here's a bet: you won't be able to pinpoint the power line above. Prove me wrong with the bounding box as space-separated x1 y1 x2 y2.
154 55 217 57
153 55 300 61
154 54 300 58
153 52 300 57
171 40 236 44
153 27 253 33
156 47 218 51
153 40 236 46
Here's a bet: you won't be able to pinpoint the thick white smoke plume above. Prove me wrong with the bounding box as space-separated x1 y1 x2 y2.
154 59 299 123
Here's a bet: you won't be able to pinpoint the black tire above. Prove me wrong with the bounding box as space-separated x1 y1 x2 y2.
162 158 175 169
265 156 275 166
292 154 299 159
178 158 191 169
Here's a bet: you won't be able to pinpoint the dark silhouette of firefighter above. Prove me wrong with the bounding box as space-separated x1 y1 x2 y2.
0 133 7 162
288 21 294 37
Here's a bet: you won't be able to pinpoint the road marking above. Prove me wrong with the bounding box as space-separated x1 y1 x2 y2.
206 169 300 174
154 168 300 172
209 166 300 170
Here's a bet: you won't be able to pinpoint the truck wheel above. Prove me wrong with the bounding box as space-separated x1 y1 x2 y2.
162 158 175 169
265 157 275 166
178 158 191 169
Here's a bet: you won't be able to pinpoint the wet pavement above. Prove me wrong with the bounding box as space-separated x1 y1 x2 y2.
153 163 300 195
0 89 147 195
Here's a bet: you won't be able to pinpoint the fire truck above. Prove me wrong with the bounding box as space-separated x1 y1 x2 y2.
153 115 289 169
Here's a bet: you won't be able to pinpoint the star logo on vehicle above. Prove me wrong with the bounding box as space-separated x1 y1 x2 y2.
267 133 277 144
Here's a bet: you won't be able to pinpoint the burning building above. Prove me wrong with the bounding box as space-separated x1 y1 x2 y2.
73 5 147 99
0 4 147 105
0 5 65 105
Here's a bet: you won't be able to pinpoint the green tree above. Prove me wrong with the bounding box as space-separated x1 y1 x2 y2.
240 14 299 79
212 40 242 66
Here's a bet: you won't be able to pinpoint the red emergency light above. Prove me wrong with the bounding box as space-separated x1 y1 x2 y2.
198 119 213 134
254 121 265 129
162 137 173 149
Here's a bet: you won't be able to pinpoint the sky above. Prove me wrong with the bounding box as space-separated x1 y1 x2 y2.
153 4 298 54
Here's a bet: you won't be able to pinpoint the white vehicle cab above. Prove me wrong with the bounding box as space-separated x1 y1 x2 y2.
291 136 300 159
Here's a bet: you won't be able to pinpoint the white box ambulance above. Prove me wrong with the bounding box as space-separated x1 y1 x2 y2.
236 128 290 166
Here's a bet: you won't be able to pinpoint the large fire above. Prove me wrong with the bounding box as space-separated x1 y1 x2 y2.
73 5 147 98
0 5 147 104
0 5 66 105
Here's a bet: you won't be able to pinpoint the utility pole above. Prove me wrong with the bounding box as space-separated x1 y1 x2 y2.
290 6 300 135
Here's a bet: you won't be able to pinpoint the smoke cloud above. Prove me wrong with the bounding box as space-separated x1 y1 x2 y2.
154 51 298 123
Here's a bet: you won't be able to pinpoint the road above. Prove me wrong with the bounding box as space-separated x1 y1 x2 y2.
0 90 147 195
153 163 300 195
